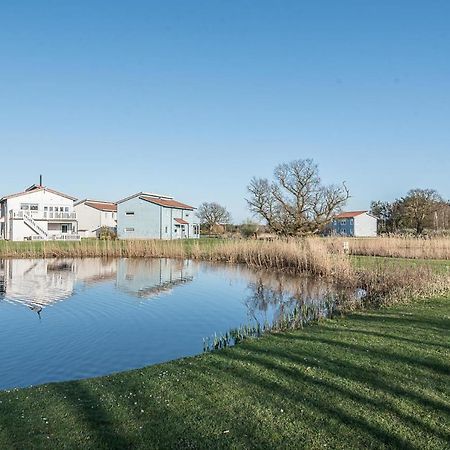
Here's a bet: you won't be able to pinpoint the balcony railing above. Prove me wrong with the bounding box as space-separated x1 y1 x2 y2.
50 234 81 241
29 234 81 241
44 211 77 220
10 210 77 220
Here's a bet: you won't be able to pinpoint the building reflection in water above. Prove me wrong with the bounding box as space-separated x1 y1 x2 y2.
0 259 77 313
0 257 344 322
0 258 196 315
116 258 195 299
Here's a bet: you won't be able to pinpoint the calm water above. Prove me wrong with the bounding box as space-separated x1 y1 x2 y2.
0 258 345 390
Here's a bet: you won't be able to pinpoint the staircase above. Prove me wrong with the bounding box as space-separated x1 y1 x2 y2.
23 213 49 239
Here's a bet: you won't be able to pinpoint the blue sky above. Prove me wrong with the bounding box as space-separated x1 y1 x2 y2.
1 1 449 222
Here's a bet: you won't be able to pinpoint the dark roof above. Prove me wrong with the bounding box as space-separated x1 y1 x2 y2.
334 211 367 219
1 186 77 202
174 218 189 225
140 196 195 210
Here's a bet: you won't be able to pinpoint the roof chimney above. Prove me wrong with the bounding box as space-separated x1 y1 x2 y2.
39 174 43 186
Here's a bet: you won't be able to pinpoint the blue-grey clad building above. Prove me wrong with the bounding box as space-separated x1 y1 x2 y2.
117 192 200 240
329 211 377 237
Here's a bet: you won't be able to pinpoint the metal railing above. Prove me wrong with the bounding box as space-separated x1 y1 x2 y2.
22 212 49 238
10 210 77 220
44 212 77 220
29 234 81 241
50 234 81 241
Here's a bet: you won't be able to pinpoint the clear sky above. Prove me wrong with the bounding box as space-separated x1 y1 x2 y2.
1 1 449 222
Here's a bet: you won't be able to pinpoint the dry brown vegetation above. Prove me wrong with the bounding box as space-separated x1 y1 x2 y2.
1 237 449 307
326 236 450 260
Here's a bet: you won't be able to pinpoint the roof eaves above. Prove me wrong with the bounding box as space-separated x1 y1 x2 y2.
116 192 173 204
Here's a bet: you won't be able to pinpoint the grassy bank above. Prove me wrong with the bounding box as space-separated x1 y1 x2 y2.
0 297 448 449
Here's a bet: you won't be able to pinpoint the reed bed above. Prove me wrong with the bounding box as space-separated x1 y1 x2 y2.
195 238 355 280
1 237 449 307
326 236 450 260
0 239 352 278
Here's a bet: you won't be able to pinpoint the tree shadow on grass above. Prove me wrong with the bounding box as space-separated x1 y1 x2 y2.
241 338 450 424
204 351 413 449
331 327 450 350
274 332 450 377
48 381 135 449
348 312 450 332
209 345 450 447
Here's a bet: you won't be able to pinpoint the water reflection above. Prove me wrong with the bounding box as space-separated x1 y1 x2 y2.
0 257 359 390
0 259 77 312
116 259 194 299
0 258 196 314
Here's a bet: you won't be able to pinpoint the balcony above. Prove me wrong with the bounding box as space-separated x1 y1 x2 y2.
10 210 77 221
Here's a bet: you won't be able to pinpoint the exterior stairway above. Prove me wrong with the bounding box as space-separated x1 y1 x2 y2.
23 213 49 239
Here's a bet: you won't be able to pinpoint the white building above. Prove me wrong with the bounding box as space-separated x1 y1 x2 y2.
74 200 117 238
0 183 80 241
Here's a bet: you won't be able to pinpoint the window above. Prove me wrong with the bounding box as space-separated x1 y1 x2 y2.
185 213 189 217
340 219 347 225
124 227 135 232
126 212 134 216
165 226 168 233
20 203 38 211
65 207 69 212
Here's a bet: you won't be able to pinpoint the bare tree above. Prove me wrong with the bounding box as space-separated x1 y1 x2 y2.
197 202 232 233
247 159 349 235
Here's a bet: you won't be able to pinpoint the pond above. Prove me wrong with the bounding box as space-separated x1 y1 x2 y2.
0 258 354 390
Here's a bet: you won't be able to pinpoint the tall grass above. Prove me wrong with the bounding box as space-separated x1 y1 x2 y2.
326 236 450 260
3 236 449 260
1 238 449 307
0 238 352 279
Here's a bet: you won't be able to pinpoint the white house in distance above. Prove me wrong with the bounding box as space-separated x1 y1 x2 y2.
0 183 79 241
74 200 117 238
329 210 377 237
116 192 200 240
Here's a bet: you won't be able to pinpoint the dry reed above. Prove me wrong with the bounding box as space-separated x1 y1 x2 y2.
326 236 450 260
1 238 449 307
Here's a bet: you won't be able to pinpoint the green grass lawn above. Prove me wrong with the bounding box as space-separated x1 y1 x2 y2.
351 255 450 273
0 297 448 449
